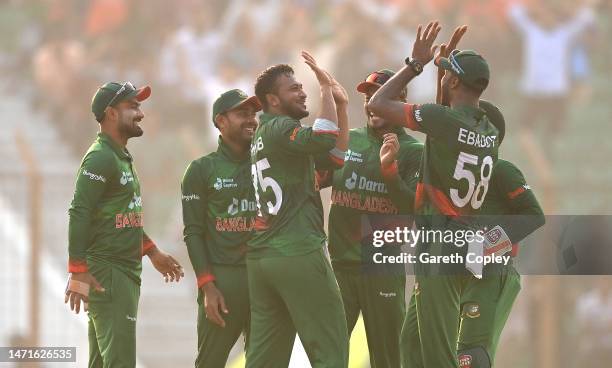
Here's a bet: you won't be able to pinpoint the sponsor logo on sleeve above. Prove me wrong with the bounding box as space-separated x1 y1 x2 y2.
182 193 201 201
82 170 106 182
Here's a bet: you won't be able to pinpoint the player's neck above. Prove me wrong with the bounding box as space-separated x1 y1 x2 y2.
450 95 479 109
100 126 128 148
221 135 249 158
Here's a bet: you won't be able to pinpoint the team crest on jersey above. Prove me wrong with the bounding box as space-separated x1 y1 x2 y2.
463 303 480 319
485 228 502 243
458 354 472 368
120 171 134 185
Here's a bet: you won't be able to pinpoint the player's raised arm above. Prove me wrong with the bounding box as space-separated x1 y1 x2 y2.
302 50 337 125
368 20 441 125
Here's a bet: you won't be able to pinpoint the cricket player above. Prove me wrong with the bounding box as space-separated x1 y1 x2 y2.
324 69 423 367
368 21 502 367
246 52 349 367
435 30 545 368
181 89 261 367
65 81 184 368
454 156 545 368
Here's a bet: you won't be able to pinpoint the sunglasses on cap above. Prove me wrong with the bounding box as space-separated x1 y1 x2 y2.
104 81 136 111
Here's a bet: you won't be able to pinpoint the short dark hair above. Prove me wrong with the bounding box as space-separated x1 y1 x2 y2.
254 64 294 111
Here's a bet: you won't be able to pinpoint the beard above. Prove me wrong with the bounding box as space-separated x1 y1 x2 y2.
227 123 255 149
119 117 144 138
279 98 308 120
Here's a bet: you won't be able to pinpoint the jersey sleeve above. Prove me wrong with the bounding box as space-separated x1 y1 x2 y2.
403 103 457 141
68 150 115 273
181 160 215 288
381 142 423 214
489 160 545 243
274 116 341 158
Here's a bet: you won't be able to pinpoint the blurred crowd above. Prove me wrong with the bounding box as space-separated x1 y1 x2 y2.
1 0 609 151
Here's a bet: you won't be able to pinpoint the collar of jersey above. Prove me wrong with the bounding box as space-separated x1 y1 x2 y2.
97 133 133 162
217 136 248 163
259 112 299 126
453 104 486 120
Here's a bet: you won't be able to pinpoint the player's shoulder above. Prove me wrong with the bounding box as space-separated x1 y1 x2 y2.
493 159 525 180
81 143 116 170
184 154 215 179
349 127 367 137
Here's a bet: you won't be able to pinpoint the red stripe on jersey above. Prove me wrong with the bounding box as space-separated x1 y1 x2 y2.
381 160 399 180
328 154 344 168
312 130 340 136
511 243 519 257
415 182 425 211
68 258 88 273
196 272 216 288
420 182 461 217
507 186 526 199
403 104 420 131
289 127 300 141
254 216 269 231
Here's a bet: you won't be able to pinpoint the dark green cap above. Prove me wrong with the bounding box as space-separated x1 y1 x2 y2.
439 50 490 92
91 81 151 122
212 89 262 125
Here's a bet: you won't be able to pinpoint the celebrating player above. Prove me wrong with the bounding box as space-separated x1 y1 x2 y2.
368 21 502 368
65 82 184 368
246 52 349 367
181 89 261 367
323 69 422 367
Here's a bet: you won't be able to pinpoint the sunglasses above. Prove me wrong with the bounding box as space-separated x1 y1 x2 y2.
104 81 136 111
448 50 465 75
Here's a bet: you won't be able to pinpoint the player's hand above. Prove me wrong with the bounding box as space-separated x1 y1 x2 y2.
380 133 400 167
324 71 349 106
64 272 105 314
202 282 228 328
411 20 442 65
435 25 468 104
302 51 333 87
148 248 184 283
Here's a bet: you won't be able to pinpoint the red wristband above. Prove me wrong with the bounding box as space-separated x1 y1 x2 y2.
197 273 216 288
68 259 88 273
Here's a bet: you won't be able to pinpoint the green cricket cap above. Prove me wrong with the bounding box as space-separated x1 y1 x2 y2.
438 50 490 92
212 89 262 124
91 81 151 122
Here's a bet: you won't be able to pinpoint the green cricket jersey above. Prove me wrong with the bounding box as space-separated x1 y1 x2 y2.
181 137 256 287
328 126 423 263
481 159 545 249
403 102 501 221
68 133 148 282
248 112 344 258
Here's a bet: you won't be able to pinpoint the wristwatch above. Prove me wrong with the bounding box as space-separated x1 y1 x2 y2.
405 57 424 75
